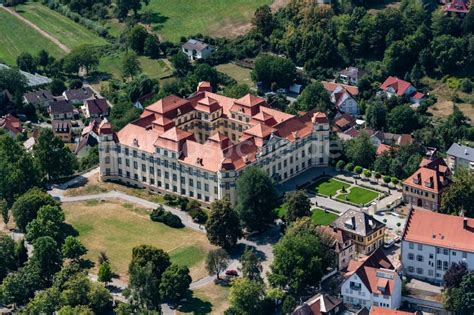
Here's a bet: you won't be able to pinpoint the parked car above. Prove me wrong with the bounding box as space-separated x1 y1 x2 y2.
394 236 401 243
384 240 395 249
225 270 239 277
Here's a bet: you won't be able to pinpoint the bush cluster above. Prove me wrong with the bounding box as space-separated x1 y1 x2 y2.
150 207 184 228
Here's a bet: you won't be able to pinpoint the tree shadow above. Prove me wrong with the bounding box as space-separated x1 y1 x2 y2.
79 258 94 269
62 223 79 237
141 12 169 30
177 295 212 315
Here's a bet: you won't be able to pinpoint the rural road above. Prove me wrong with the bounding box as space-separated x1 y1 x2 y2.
1 6 71 53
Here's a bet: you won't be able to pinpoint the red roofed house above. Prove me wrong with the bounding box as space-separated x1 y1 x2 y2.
292 293 344 315
443 0 470 16
370 307 419 315
341 248 402 310
402 158 451 211
401 207 474 284
98 82 331 205
317 225 355 270
379 76 425 104
376 144 394 156
0 114 22 138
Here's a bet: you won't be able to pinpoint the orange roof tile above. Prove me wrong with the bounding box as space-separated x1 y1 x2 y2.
146 95 190 114
235 94 265 107
371 307 417 315
321 81 359 95
116 123 158 153
376 144 394 156
244 123 276 138
403 158 450 193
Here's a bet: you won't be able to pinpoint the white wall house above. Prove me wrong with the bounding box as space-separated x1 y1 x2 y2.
401 207 474 284
331 85 360 116
182 39 213 60
446 143 474 172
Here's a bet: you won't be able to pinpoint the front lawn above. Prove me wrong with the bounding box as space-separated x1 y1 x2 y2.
311 208 338 226
215 63 253 87
312 178 351 197
336 186 379 205
62 200 213 281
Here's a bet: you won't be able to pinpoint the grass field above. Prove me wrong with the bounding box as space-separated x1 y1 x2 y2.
311 208 338 226
142 0 273 41
99 53 173 80
62 200 213 281
215 63 253 87
336 186 379 205
312 178 351 197
178 282 230 315
0 9 65 65
16 3 107 50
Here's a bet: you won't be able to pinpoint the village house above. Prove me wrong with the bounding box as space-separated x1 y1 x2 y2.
83 97 109 119
331 210 385 255
0 114 22 138
401 207 474 284
181 39 213 60
322 81 360 116
446 142 474 172
332 113 356 134
317 225 356 271
98 82 331 205
23 89 57 108
63 87 95 105
52 120 73 143
443 0 470 16
75 120 99 158
49 100 75 120
402 157 451 211
338 67 367 86
292 293 344 315
341 249 402 310
379 76 425 104
370 307 419 315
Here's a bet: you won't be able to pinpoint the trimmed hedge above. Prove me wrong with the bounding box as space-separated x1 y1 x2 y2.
150 207 184 228
189 207 208 224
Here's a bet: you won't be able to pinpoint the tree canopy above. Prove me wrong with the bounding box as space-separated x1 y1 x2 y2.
252 55 296 89
205 199 242 249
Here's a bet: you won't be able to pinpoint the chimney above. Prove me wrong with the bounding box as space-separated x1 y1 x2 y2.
464 217 468 229
351 216 356 229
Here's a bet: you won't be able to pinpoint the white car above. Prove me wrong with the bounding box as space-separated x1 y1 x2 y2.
384 240 395 249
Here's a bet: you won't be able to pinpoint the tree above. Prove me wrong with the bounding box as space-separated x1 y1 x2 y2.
34 128 78 180
440 168 474 217
295 82 333 113
30 236 63 283
336 160 345 170
236 166 278 232
58 305 94 315
15 240 28 267
16 52 37 73
239 248 263 282
127 25 148 55
252 55 296 89
62 236 87 261
366 102 387 130
171 52 193 77
0 67 27 96
229 278 266 314
192 63 219 90
205 199 242 249
253 5 274 36
11 187 57 232
116 0 150 19
122 52 141 80
23 287 62 315
144 35 160 58
50 78 67 96
444 261 468 290
387 105 420 134
0 233 16 282
344 133 376 169
98 261 113 284
37 49 50 68
431 35 465 74
444 271 474 314
284 190 311 223
68 79 83 89
63 45 99 75
26 205 67 244
205 248 229 280
0 263 42 305
460 78 473 93
223 84 251 99
383 176 391 184
0 199 8 227
159 264 192 303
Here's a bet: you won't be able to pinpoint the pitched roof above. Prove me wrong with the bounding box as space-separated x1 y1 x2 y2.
402 207 474 253
243 123 276 139
339 67 366 80
49 100 74 114
331 209 385 237
370 307 417 315
333 113 356 132
0 114 22 134
376 143 394 156
23 89 55 105
447 143 474 162
292 294 343 315
182 39 209 51
403 158 451 193
52 119 71 131
146 95 190 114
380 76 413 96
235 94 265 107
85 98 109 115
64 87 95 101
321 81 359 95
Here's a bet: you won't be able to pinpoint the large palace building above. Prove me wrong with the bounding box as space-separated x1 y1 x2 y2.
98 82 330 205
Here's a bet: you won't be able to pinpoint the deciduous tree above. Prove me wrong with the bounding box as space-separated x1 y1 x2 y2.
440 167 474 217
0 233 16 282
121 52 141 80
159 264 192 303
62 236 87 261
229 278 266 314
11 187 57 232
294 82 333 113
239 248 263 282
205 199 242 249
205 248 229 280
26 205 67 244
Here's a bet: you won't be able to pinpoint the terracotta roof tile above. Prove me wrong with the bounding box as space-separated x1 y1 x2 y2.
380 76 412 96
322 81 359 95
403 158 451 193
370 307 417 315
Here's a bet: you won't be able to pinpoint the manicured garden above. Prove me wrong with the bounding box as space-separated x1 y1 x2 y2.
275 204 338 226
312 178 351 197
336 186 380 206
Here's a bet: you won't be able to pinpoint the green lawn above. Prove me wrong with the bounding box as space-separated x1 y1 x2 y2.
215 63 253 86
99 53 173 80
16 3 107 49
336 186 379 205
0 9 65 65
312 178 351 197
142 0 273 41
311 208 338 226
63 201 212 280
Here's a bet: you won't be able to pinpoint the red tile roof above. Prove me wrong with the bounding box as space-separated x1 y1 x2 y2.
403 158 451 193
402 207 474 253
380 76 413 96
376 144 394 156
0 114 22 135
371 307 417 315
322 81 359 95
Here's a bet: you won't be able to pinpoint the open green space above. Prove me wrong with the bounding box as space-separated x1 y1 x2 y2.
98 53 173 80
0 9 65 65
63 200 212 280
311 208 338 226
336 186 379 206
178 282 230 315
312 178 351 197
16 3 107 49
142 0 273 41
215 63 253 86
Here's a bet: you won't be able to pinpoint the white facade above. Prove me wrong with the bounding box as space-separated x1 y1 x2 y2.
401 240 474 284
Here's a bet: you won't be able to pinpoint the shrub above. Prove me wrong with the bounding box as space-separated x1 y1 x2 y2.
345 162 355 172
374 172 381 179
460 78 472 93
150 207 184 228
363 169 372 178
189 207 208 224
383 176 391 184
177 197 189 211
164 194 177 206
391 177 399 185
354 166 363 174
336 160 345 170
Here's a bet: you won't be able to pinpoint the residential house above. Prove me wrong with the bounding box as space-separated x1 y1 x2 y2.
322 81 359 96
75 120 99 158
0 63 51 88
23 128 39 152
331 210 385 255
331 85 360 116
49 100 74 120
401 206 474 284
292 294 344 315
341 249 402 310
83 97 109 119
446 143 474 171
332 113 356 133
181 39 213 60
52 120 72 143
402 157 451 211
339 67 367 86
318 225 355 270
23 90 57 108
379 76 425 104
376 144 394 156
443 0 469 16
63 87 95 105
370 307 419 315
0 114 22 137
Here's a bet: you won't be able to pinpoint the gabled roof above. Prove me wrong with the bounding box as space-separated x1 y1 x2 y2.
292 293 343 315
447 143 474 162
85 98 109 115
402 206 474 253
182 39 209 51
322 81 359 95
370 307 418 315
376 143 394 156
64 87 95 101
339 67 366 80
23 89 55 105
52 119 71 131
331 209 385 237
146 95 190 115
0 114 22 134
403 158 451 193
380 76 413 96
49 100 74 114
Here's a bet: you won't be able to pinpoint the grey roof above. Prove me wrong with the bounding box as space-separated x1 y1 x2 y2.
339 67 366 80
182 39 209 52
23 89 56 105
0 63 52 87
331 209 384 237
49 100 74 114
64 87 95 101
52 119 71 131
447 143 474 162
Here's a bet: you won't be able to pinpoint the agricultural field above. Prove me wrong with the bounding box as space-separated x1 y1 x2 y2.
98 53 174 80
336 186 379 206
16 3 107 50
311 178 351 197
215 63 253 87
142 0 273 41
0 8 65 65
62 200 213 281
